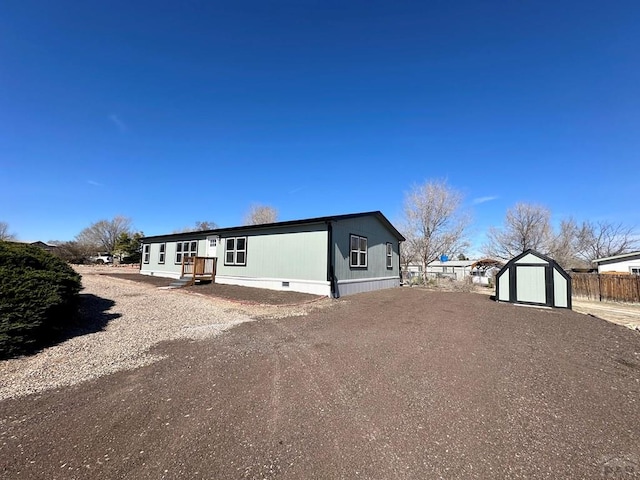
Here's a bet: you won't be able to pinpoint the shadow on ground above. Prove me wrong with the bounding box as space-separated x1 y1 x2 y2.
60 293 121 339
8 294 122 359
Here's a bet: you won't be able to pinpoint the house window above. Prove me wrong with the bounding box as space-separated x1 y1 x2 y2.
386 243 393 269
158 243 166 264
175 241 198 264
209 238 217 247
631 267 640 275
225 237 247 266
350 235 367 268
143 244 150 264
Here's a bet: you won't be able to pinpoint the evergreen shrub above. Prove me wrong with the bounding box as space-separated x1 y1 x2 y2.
0 242 82 359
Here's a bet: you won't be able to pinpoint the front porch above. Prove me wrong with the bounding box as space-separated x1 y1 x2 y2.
180 256 217 285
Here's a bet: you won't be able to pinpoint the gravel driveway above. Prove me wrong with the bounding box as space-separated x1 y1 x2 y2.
0 272 326 401
1 283 639 479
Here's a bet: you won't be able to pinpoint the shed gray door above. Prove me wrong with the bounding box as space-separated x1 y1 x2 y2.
515 266 547 304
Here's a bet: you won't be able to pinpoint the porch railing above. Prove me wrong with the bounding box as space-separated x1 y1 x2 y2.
181 256 217 283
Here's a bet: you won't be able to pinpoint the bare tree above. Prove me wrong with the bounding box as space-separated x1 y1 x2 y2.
194 220 218 231
483 203 553 260
0 221 16 241
575 220 639 263
402 180 470 284
399 240 417 281
172 220 219 234
547 218 586 269
243 204 278 225
49 240 94 264
76 216 133 253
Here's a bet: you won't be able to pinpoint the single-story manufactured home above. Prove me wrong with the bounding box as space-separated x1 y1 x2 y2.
140 211 405 297
593 251 640 275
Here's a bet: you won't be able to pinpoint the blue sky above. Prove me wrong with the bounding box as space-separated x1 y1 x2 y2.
1 1 638 255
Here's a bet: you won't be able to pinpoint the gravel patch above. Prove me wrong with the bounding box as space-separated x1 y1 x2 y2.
0 273 328 401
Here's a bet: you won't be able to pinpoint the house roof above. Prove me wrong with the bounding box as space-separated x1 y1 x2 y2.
141 211 405 242
12 240 57 248
470 258 504 269
592 251 640 264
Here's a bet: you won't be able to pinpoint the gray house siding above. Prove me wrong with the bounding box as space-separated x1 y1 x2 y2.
331 215 401 296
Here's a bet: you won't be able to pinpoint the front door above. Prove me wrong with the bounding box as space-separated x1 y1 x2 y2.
206 236 219 258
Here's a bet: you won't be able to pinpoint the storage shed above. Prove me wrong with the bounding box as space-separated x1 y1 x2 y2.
495 249 572 309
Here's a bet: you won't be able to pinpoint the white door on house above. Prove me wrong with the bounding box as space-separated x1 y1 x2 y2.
206 236 219 258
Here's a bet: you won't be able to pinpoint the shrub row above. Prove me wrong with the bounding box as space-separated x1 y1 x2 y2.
0 242 82 359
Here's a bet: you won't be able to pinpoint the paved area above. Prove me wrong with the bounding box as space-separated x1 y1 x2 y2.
573 299 640 330
1 286 639 479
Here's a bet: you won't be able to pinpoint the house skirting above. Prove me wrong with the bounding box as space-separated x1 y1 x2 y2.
215 275 332 296
335 276 400 297
140 269 183 280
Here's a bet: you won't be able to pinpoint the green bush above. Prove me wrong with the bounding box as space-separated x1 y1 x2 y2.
0 242 82 359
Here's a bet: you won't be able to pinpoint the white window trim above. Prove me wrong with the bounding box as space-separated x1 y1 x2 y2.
224 236 247 266
143 244 150 264
158 243 166 264
631 267 640 275
386 242 393 269
350 234 368 268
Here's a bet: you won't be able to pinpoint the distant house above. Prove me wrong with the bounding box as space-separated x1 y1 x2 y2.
469 258 504 285
593 251 640 275
425 259 474 281
140 211 405 297
16 241 58 252
403 258 503 284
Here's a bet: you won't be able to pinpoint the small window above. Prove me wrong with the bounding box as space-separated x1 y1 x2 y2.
209 238 217 247
350 234 367 268
386 243 393 269
225 236 247 266
158 243 166 264
631 267 640 275
175 241 198 264
143 244 150 264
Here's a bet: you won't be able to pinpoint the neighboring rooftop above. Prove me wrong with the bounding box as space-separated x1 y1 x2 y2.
593 251 640 263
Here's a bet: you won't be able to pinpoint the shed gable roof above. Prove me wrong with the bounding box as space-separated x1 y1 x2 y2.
497 249 571 282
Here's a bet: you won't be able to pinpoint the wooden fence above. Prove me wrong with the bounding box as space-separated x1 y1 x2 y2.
571 273 640 303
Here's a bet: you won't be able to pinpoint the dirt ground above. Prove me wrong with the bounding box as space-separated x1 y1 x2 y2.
1 287 639 479
97 271 323 306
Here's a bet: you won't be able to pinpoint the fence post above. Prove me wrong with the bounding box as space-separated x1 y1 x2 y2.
598 274 602 302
